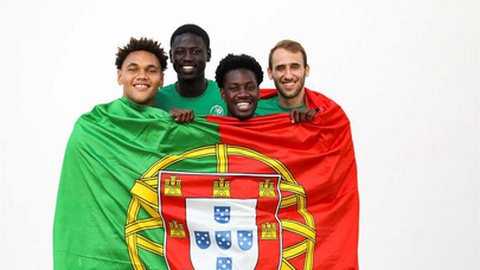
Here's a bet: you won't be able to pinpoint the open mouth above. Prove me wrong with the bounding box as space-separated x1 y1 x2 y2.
282 81 296 89
133 84 150 90
181 65 195 73
235 101 252 111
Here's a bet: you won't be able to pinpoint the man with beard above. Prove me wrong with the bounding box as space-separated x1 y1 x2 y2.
255 39 319 123
154 24 226 123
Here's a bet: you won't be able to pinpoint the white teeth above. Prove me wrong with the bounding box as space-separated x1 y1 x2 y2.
236 102 250 110
182 66 194 71
134 84 148 89
284 82 294 86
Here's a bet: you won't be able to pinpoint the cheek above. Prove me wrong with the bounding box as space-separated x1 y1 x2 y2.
225 93 236 102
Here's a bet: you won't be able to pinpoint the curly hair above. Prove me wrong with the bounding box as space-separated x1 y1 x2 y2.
115 37 168 71
215 54 264 88
170 24 210 49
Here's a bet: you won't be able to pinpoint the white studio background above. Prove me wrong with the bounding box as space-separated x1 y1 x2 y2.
1 0 478 269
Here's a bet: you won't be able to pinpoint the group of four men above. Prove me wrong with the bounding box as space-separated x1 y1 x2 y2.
117 23 318 122
54 23 359 269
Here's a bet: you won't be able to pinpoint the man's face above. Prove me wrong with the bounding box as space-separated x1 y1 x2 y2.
170 33 211 80
267 48 310 101
117 50 163 106
220 69 259 120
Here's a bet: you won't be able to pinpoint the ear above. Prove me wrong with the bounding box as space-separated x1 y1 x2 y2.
117 69 122 85
159 73 165 88
220 88 225 101
206 48 212 62
169 50 174 63
305 64 310 77
267 67 273 80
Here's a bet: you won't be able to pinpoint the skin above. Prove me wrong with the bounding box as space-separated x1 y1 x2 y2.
117 51 164 106
170 33 211 98
268 48 317 123
166 33 211 123
290 108 317 123
220 69 259 120
267 48 310 108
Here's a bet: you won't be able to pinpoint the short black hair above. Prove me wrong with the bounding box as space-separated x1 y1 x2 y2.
115 37 168 71
170 24 210 49
215 54 264 88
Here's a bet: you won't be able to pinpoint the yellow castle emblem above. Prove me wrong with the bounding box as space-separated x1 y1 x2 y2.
164 175 182 196
169 220 186 238
261 222 277 240
259 179 276 197
213 177 230 197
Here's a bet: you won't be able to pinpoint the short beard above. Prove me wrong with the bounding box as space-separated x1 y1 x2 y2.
274 81 303 100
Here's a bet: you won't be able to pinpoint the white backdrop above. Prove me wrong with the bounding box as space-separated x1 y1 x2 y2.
1 0 479 269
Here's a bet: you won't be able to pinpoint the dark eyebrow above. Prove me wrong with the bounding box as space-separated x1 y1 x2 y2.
125 63 159 69
125 62 139 68
146 64 160 70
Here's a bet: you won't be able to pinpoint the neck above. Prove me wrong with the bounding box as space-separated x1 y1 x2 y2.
278 91 306 108
176 78 207 98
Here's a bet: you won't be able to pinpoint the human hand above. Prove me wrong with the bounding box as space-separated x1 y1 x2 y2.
169 108 194 123
290 108 318 123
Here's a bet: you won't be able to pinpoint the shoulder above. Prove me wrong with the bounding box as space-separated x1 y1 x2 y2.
159 83 176 94
206 79 220 91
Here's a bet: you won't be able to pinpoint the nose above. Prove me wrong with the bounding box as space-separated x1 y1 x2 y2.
237 87 251 97
137 69 148 79
183 51 194 61
284 68 294 79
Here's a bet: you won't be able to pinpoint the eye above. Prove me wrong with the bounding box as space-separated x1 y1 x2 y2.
174 49 185 55
291 64 301 70
227 85 239 91
247 84 257 91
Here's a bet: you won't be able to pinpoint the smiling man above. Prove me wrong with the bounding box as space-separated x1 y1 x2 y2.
256 39 318 123
214 53 263 120
116 38 167 106
53 37 170 269
154 24 226 122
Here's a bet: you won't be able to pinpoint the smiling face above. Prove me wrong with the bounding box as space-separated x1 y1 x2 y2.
117 50 164 106
170 33 211 81
220 69 259 120
267 48 310 107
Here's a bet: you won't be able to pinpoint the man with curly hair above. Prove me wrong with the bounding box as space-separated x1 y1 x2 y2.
214 53 263 120
115 37 168 106
53 37 170 269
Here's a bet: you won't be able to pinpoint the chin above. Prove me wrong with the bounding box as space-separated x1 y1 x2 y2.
234 113 254 121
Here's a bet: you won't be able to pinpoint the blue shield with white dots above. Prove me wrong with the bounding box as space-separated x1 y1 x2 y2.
194 231 211 249
237 230 254 251
215 230 232 250
216 257 232 270
214 206 231 224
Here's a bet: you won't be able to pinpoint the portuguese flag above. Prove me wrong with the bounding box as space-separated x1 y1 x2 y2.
53 89 359 270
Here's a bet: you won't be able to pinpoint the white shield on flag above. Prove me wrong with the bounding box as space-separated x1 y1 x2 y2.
158 171 283 270
186 198 258 270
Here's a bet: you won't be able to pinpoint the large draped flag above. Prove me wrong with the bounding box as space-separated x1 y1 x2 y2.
53 89 359 270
